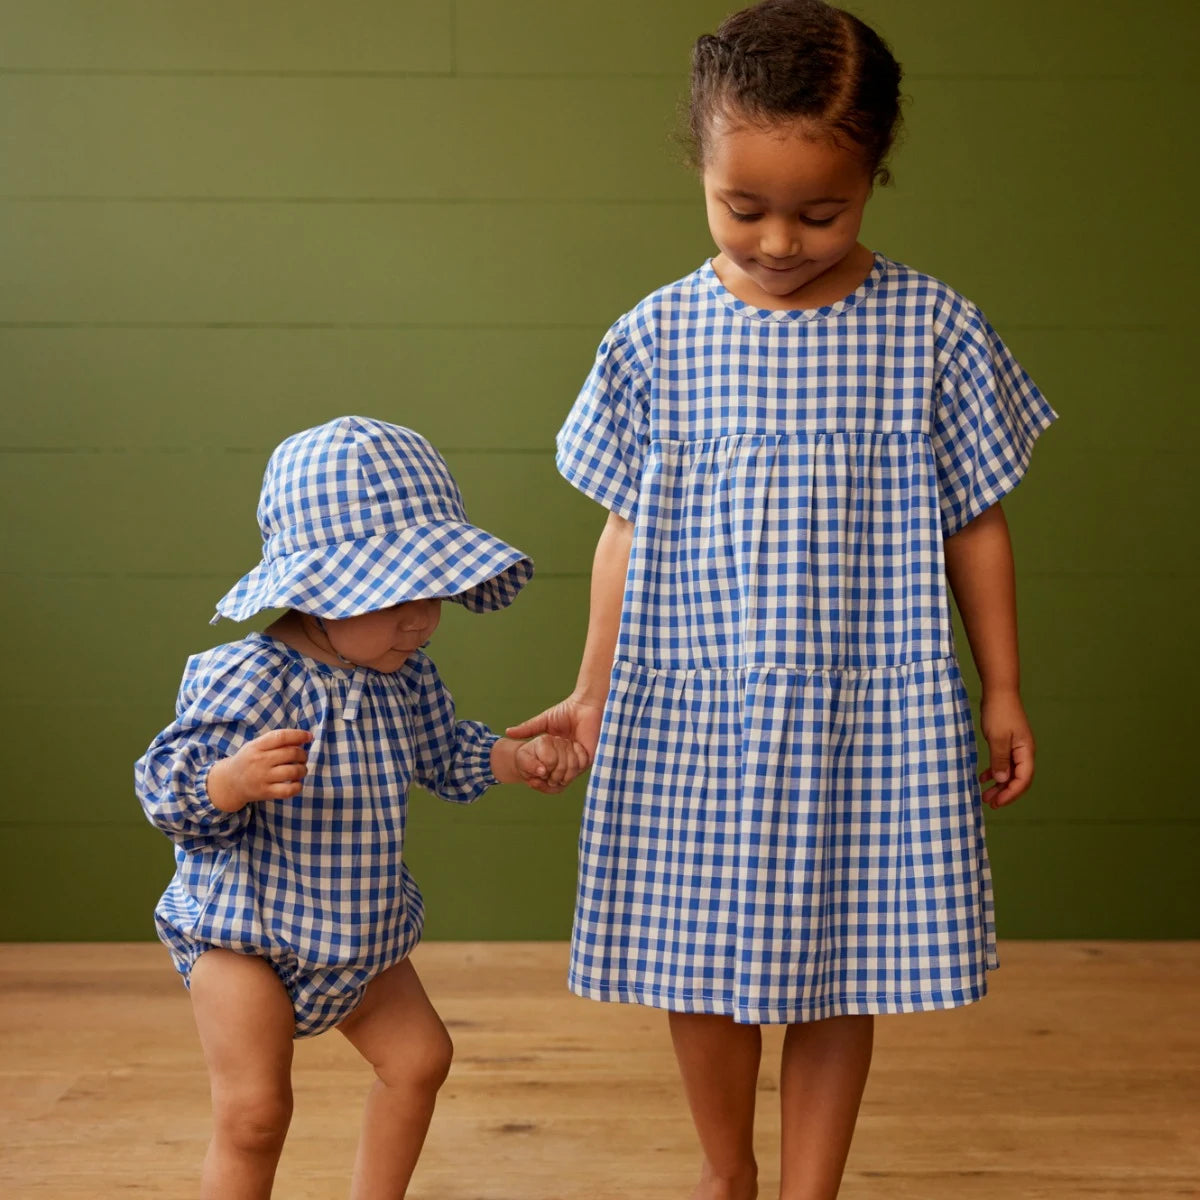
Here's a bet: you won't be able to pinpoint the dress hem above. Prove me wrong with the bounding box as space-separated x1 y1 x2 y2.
567 970 991 1023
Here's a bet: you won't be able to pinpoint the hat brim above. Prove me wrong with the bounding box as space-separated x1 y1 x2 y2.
213 523 533 623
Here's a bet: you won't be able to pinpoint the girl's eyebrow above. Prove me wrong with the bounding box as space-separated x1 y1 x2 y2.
719 187 848 205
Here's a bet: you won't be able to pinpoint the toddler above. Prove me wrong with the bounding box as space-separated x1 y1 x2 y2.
136 415 583 1198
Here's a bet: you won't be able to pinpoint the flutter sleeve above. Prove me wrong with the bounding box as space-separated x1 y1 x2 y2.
134 643 296 850
932 308 1059 538
555 316 650 521
407 653 499 804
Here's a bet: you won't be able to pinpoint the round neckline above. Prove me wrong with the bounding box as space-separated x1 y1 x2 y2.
701 251 886 323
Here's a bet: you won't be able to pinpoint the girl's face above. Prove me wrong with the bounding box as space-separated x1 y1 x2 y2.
702 115 874 308
321 598 442 672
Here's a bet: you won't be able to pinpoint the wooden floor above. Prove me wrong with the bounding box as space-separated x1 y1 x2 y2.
1 943 1197 1199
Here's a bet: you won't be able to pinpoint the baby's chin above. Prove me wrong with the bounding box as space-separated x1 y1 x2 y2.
370 644 428 671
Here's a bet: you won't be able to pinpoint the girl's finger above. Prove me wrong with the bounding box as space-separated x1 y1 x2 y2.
986 768 1031 807
987 736 1012 785
506 713 551 739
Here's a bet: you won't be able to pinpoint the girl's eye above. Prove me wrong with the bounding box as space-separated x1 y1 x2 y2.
728 208 762 223
801 215 837 227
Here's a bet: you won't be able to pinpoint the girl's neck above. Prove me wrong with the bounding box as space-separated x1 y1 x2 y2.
713 242 875 312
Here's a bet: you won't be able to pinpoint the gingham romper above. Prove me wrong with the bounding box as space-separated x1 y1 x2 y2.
136 634 497 1037
557 254 1058 1024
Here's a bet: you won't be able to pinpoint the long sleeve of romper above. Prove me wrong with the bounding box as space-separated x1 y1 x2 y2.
135 643 296 851
407 652 499 804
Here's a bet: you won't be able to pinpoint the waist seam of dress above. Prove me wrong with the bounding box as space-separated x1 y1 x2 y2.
613 653 961 680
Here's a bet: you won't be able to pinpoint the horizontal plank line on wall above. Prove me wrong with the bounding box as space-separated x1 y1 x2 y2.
0 195 696 207
0 67 457 79
0 320 1169 333
0 569 589 582
987 819 1200 828
0 445 556 456
0 68 1147 82
0 320 603 331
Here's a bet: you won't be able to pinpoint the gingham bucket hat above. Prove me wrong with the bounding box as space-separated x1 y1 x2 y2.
212 416 533 623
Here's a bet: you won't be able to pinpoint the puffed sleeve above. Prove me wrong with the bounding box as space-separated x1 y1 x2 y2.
555 315 650 521
407 654 499 804
932 308 1058 537
134 644 298 851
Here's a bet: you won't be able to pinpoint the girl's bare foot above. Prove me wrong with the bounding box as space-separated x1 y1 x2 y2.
690 1161 759 1200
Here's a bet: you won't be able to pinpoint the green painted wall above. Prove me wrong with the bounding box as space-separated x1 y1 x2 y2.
2 1 1195 940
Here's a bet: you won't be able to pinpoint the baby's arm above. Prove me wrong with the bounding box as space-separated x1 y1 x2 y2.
491 735 588 793
136 648 308 845
943 502 1035 808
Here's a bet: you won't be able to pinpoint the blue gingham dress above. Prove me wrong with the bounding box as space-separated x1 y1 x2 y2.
136 633 496 1037
557 253 1057 1024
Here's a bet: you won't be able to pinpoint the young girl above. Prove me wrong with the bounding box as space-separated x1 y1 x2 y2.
508 2 1058 1196
136 415 584 1199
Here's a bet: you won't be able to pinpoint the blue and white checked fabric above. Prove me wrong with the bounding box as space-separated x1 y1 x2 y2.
135 633 497 1037
215 416 533 622
557 254 1058 1023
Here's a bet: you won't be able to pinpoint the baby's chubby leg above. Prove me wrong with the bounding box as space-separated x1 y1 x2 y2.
337 956 454 1200
188 948 296 1200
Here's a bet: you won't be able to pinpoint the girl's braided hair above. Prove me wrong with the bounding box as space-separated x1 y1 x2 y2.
689 0 903 185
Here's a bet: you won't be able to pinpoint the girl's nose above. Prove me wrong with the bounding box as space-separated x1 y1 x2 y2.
759 220 799 261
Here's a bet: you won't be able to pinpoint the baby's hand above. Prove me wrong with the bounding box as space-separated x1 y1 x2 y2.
207 728 313 812
513 734 588 794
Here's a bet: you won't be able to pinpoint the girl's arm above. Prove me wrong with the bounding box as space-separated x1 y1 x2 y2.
942 502 1035 808
506 508 633 762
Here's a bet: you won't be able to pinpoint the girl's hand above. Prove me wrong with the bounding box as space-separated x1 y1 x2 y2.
506 694 605 766
206 728 313 812
513 734 589 794
979 690 1035 809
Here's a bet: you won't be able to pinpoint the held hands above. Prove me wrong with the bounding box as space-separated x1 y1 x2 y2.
206 728 313 813
979 690 1035 809
510 734 590 794
506 694 605 768
500 694 606 795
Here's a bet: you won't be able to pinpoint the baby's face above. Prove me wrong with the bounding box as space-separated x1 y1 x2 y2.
324 599 443 672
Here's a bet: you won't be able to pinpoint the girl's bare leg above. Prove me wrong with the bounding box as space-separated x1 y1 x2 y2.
668 1011 762 1200
778 1014 874 1200
189 949 296 1200
337 957 454 1199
